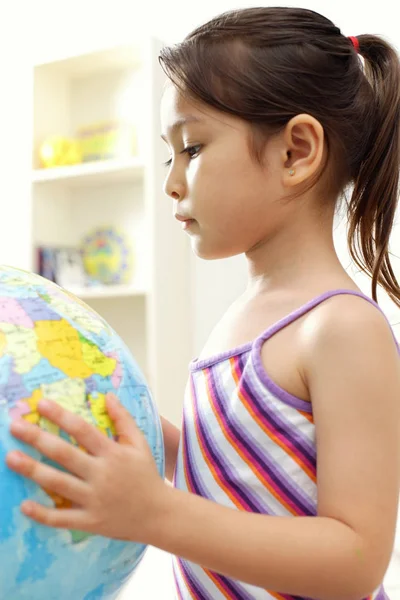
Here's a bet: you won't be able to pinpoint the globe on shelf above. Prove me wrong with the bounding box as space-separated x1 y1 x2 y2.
82 227 133 286
0 266 164 600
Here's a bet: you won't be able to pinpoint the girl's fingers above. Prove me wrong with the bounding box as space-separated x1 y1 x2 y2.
6 451 90 506
9 418 92 478
105 393 144 446
37 400 111 456
21 500 89 531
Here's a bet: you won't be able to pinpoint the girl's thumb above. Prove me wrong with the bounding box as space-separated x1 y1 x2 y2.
105 392 144 447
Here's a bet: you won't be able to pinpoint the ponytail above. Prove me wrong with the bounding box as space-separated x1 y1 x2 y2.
348 35 400 307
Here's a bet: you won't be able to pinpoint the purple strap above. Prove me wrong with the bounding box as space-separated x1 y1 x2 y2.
259 289 400 353
191 289 400 372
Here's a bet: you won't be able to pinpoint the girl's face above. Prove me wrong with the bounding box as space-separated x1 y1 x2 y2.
160 84 289 260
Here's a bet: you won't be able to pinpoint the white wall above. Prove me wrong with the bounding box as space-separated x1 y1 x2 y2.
0 40 32 271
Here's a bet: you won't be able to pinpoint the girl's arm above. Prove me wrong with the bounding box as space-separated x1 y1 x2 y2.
6 299 400 600
160 416 180 482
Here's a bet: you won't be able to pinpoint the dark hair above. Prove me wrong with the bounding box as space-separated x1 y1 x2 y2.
159 7 400 307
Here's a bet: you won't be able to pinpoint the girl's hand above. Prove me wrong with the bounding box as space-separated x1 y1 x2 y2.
5 394 167 543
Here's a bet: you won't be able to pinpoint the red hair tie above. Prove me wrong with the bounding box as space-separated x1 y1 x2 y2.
348 36 360 53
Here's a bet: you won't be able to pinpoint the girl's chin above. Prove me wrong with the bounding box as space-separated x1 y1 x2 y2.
191 238 243 261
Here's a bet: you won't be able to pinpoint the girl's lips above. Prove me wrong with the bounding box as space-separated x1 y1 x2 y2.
174 213 193 222
174 214 196 229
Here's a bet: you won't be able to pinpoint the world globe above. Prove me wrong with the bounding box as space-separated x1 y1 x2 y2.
0 266 164 599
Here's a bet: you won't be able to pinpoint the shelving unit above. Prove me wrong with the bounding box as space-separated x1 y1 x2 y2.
31 41 192 424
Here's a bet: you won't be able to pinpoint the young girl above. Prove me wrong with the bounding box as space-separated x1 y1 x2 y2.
6 7 400 600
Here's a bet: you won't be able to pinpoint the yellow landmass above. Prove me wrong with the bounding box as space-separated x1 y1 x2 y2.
0 330 6 356
2 323 41 374
81 340 116 377
44 489 72 509
18 388 59 432
35 319 93 378
23 388 43 424
89 393 116 436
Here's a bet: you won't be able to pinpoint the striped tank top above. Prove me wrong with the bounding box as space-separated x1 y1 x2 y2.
173 290 395 600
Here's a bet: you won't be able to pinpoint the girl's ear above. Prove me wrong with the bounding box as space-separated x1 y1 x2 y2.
281 114 325 187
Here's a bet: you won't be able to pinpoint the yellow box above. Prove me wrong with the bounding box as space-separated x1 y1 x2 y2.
77 121 136 162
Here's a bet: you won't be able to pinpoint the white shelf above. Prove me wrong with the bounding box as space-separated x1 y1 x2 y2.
67 284 147 300
32 156 144 187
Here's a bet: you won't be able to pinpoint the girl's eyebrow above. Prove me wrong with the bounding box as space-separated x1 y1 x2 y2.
161 115 203 141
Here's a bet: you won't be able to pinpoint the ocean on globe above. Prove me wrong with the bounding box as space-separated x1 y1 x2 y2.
0 266 164 600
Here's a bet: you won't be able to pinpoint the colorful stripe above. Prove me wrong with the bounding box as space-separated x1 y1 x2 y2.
204 567 256 599
233 355 316 480
203 361 315 515
180 407 205 498
298 409 314 423
175 557 210 599
178 388 265 597
172 560 185 600
192 375 270 512
223 354 316 508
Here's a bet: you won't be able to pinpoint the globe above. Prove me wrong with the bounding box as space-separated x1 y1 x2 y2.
0 266 164 600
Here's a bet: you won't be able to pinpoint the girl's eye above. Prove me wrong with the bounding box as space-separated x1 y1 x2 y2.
183 144 202 159
162 145 202 168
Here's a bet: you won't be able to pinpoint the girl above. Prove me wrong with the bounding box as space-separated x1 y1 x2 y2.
6 7 400 600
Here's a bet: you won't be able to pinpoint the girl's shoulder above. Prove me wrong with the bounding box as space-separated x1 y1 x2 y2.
259 291 399 404
300 292 397 348
298 292 400 385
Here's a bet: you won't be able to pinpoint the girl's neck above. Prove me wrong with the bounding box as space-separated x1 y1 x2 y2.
244 211 354 297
